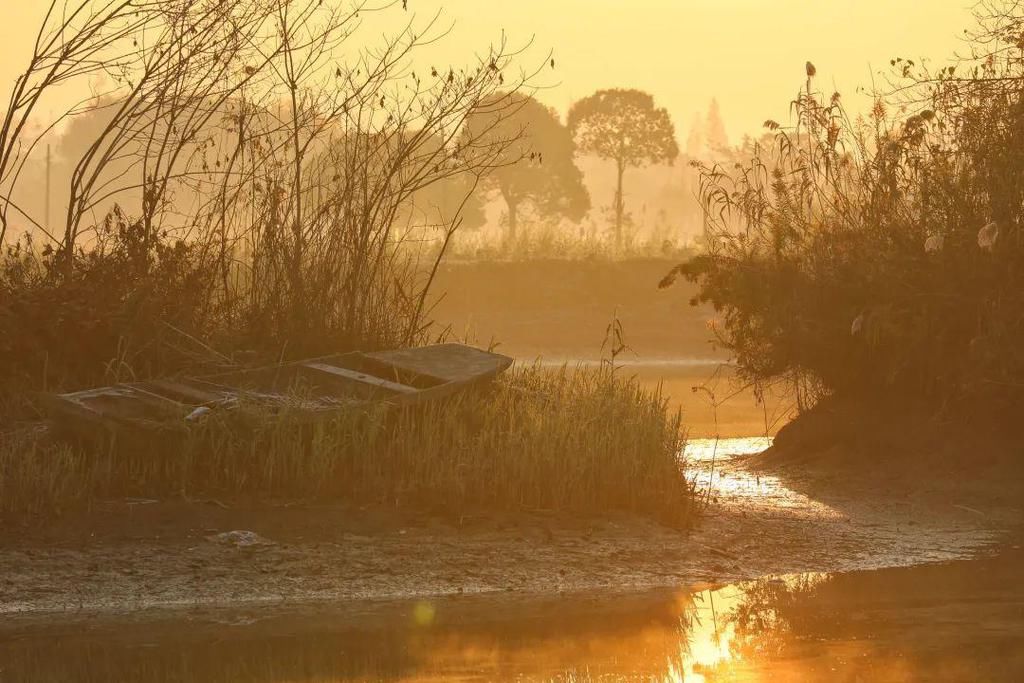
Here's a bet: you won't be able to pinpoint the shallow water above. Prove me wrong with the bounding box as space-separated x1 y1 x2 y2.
3 383 1013 680
4 549 1022 682
686 437 846 520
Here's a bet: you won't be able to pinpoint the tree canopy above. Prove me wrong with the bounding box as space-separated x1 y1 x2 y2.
568 89 678 246
465 92 589 241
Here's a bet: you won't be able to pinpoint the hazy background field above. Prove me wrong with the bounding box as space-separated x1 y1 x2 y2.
431 259 792 437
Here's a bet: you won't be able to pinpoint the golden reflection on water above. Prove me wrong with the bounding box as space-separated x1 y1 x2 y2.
4 556 1024 682
683 436 773 462
0 576 835 682
685 437 845 520
1 431 1018 682
669 573 833 683
397 571 837 682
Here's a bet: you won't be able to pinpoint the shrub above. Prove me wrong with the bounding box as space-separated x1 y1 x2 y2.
0 208 214 395
663 4 1024 415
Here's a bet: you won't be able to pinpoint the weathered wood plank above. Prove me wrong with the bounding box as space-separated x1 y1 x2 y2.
301 362 418 395
134 378 233 406
364 343 513 385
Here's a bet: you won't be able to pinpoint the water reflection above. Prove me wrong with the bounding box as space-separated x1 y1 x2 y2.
683 437 774 462
4 551 1023 682
685 437 845 521
671 573 832 682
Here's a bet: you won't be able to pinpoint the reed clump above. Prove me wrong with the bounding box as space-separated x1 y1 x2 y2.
0 366 690 522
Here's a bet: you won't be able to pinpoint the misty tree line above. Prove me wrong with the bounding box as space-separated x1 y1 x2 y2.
5 77 748 259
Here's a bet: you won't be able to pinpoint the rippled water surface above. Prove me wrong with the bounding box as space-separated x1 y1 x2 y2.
684 437 847 519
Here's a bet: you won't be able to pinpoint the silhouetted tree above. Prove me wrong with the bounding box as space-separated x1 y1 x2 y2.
396 130 487 235
568 89 678 247
465 92 589 242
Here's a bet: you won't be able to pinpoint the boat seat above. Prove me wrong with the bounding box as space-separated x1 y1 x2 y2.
134 378 234 406
301 362 418 395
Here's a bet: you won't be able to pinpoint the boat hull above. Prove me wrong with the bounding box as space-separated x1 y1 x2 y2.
42 344 513 443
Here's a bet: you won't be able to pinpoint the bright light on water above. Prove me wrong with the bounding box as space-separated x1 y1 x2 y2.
684 436 773 462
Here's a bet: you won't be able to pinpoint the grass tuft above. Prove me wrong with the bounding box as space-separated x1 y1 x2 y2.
0 366 691 523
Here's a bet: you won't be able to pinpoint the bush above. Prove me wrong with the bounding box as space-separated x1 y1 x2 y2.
664 4 1024 415
0 208 214 396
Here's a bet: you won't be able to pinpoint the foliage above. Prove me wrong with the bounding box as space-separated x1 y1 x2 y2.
663 2 1024 415
0 209 212 391
464 92 590 241
0 0 533 399
568 89 679 248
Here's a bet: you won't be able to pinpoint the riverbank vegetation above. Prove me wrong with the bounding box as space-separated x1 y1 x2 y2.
0 366 689 522
0 0 525 404
0 1 691 522
663 2 1024 437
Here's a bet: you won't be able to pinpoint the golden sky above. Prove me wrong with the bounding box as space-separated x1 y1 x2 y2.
1 1 975 141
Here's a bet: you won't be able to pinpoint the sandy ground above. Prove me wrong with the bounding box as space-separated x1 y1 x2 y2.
1 437 1018 629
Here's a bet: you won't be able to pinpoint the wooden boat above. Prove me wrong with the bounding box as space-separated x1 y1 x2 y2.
41 343 512 442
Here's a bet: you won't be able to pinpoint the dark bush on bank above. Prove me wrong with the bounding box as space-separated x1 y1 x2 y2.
665 4 1024 417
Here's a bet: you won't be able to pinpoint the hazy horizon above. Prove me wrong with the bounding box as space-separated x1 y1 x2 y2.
2 1 976 139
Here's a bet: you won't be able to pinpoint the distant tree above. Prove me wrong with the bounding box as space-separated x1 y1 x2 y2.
568 89 678 248
704 98 730 155
464 93 589 242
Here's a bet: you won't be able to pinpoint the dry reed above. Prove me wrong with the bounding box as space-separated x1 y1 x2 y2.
0 366 691 522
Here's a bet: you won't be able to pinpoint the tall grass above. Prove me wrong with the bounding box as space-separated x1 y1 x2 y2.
446 219 695 262
0 3 694 523
0 366 690 522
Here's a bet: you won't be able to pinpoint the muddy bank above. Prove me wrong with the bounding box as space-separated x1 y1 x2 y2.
1 437 1018 623
759 394 1024 498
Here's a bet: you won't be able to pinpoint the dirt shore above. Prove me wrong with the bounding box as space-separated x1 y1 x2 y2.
1 435 1018 628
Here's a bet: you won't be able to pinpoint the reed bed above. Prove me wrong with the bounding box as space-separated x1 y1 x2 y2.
0 366 690 522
